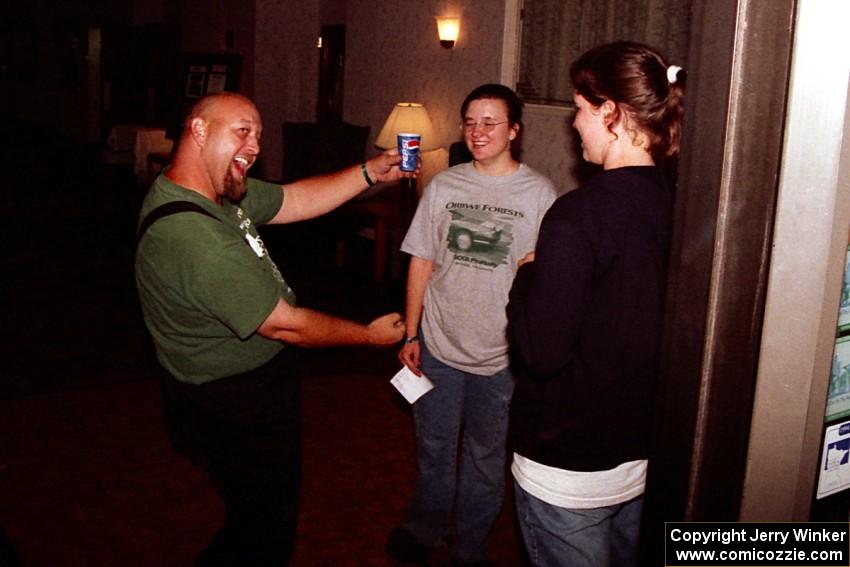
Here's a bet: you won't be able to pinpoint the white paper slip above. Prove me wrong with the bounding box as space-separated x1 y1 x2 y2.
390 366 434 404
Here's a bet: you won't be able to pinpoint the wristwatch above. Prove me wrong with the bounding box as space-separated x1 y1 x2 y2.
404 335 420 344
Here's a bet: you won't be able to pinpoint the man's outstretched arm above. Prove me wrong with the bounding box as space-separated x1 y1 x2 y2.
256 298 404 348
269 148 416 225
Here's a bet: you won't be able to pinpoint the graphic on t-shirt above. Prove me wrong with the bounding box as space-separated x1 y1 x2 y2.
236 207 287 288
244 233 265 257
445 203 523 269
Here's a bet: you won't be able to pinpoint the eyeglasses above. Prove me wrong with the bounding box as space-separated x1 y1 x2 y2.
460 120 509 133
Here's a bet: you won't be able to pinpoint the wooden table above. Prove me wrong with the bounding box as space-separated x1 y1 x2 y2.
335 183 417 283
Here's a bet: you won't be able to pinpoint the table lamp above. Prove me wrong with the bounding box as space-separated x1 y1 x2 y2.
375 102 439 208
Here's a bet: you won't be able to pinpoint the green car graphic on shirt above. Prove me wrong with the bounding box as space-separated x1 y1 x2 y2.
447 217 503 251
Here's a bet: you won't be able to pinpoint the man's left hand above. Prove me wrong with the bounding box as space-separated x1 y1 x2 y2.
366 312 406 346
365 148 421 184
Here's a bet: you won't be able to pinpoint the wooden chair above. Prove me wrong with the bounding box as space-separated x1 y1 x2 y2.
266 121 373 274
281 120 370 182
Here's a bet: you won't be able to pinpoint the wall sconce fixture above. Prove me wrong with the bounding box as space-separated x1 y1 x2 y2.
435 17 460 49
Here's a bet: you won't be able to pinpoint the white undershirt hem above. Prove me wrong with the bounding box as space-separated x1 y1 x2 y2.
512 452 647 509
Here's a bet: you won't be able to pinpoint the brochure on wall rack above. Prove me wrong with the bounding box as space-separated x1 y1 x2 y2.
206 65 229 94
837 245 850 334
826 335 850 422
817 420 850 499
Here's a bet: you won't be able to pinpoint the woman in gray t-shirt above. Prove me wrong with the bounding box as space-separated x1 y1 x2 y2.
386 84 557 565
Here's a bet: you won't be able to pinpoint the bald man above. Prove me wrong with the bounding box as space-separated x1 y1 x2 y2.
135 93 408 565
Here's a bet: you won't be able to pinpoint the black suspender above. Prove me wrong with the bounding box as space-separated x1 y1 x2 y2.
136 201 218 247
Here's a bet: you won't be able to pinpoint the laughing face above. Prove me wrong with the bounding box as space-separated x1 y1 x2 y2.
198 96 262 203
462 98 518 167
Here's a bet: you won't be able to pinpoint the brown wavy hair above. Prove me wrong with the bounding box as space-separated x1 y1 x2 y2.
570 41 685 163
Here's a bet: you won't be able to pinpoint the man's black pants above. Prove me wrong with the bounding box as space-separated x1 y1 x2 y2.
160 348 301 566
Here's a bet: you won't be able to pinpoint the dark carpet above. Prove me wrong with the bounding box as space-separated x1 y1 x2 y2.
0 119 524 566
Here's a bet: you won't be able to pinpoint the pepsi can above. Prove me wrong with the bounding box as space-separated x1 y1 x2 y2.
397 133 421 172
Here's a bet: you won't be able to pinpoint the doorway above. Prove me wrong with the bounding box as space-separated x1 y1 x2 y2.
645 0 850 536
317 24 345 122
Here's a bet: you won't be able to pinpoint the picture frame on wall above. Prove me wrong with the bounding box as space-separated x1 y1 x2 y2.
185 66 207 98
205 65 229 94
180 54 243 99
166 53 244 140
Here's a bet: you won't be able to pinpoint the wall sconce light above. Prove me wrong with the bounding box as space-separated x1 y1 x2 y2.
435 17 460 49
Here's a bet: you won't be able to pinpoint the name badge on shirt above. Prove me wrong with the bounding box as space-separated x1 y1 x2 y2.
244 233 265 258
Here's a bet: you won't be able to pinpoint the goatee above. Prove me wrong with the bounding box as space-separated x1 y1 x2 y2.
222 169 247 204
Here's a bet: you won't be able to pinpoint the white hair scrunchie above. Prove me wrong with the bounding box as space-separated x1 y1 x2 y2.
667 65 683 84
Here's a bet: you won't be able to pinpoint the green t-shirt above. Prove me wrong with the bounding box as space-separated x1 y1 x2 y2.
135 175 296 384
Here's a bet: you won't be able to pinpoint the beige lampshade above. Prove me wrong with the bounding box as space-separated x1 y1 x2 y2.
375 102 440 151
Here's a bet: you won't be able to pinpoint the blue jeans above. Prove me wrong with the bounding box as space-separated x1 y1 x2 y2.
403 341 515 562
514 482 643 567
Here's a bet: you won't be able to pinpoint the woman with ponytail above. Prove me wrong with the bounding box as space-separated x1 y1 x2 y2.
506 41 685 567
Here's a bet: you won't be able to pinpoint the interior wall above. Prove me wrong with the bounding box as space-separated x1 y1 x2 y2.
3 0 257 141
133 0 165 24
3 0 583 191
177 0 256 97
320 0 346 25
344 0 505 188
254 0 321 180
344 1 579 192
346 1 504 152
522 108 581 191
3 0 136 140
4 0 581 189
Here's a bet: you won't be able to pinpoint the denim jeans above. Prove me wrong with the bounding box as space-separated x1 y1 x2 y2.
514 482 643 567
403 340 515 562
